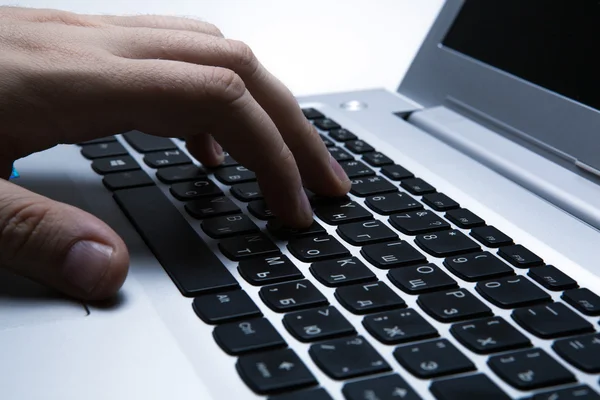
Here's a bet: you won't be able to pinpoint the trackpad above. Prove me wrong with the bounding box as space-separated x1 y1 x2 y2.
0 269 87 330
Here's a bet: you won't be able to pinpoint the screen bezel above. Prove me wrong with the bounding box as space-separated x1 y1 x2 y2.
398 0 600 171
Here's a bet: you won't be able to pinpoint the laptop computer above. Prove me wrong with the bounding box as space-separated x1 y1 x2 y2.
2 0 599 399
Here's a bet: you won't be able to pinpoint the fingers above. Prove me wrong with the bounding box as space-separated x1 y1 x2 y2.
107 58 313 226
0 178 129 300
185 133 225 168
92 14 224 37
106 29 350 197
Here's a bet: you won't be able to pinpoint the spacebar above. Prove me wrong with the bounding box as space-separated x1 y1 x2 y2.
114 186 239 297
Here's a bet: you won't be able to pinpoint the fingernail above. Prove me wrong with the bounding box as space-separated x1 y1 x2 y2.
212 141 225 164
213 140 224 156
298 186 313 222
330 155 349 183
62 241 113 294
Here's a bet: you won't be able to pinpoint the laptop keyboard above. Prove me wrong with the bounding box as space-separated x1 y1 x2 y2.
78 109 600 399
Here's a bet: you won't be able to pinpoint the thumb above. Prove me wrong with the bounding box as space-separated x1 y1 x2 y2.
0 178 129 300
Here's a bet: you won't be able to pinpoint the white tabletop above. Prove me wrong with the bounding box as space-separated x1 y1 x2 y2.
10 1 443 96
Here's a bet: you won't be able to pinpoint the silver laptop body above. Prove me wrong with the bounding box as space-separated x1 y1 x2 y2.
2 1 599 399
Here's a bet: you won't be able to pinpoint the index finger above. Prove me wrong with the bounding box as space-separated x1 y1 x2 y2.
109 29 351 197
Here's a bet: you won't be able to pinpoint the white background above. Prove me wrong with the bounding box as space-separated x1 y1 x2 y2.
6 1 444 96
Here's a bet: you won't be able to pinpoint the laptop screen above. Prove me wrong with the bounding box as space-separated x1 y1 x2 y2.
442 0 599 111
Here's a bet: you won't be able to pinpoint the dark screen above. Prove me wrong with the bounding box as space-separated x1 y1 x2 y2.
442 0 599 111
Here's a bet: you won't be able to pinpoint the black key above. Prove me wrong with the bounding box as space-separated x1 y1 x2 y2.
123 130 176 153
81 141 128 159
476 276 551 308
288 235 350 262
450 316 531 354
470 226 513 248
443 252 514 282
192 290 262 324
365 192 423 215
389 210 450 235
144 149 191 168
170 179 222 200
302 107 324 120
343 374 422 400
231 182 263 202
422 193 460 211
92 155 140 174
498 245 544 268
335 281 405 314
309 336 391 380
156 164 206 183
270 388 333 400
260 280 328 312
350 176 398 197
310 257 376 287
362 308 438 345
532 385 600 400
215 165 256 184
314 199 372 225
283 306 356 342
329 128 357 142
512 302 594 338
380 164 414 181
216 152 239 168
445 208 485 228
400 178 436 195
415 229 481 257
430 374 510 400
213 318 286 355
418 288 492 322
320 134 335 147
79 136 117 145
267 220 326 240
345 139 375 154
248 200 275 220
553 333 600 373
388 264 457 294
393 339 475 379
202 214 259 239
339 160 375 178
219 233 280 261
361 241 427 269
488 348 575 390
337 220 398 246
313 118 341 131
562 288 600 316
113 186 238 297
236 348 317 395
528 265 578 291
185 196 240 219
103 170 154 191
328 146 354 162
238 255 303 286
362 152 394 167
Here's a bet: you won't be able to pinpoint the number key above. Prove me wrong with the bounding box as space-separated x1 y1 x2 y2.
389 210 450 235
415 229 481 257
365 192 423 215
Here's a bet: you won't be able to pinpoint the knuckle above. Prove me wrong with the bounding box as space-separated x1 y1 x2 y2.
202 22 224 37
0 198 51 266
206 67 246 104
226 39 259 74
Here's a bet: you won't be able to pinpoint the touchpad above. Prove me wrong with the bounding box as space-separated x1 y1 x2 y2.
0 268 88 331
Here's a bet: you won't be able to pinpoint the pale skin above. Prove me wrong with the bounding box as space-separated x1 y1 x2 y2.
0 7 351 301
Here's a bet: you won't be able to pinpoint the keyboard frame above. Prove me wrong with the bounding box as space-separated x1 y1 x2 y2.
6 89 600 400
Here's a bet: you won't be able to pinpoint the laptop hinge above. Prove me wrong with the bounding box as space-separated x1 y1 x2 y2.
575 160 600 179
407 106 600 231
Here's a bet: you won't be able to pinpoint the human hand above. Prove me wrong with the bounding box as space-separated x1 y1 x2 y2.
0 7 350 300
